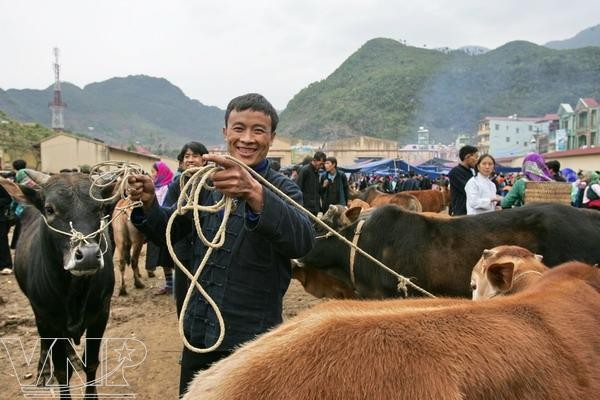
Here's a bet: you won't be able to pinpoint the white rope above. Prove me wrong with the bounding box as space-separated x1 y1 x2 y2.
40 214 110 255
166 163 232 353
88 161 144 208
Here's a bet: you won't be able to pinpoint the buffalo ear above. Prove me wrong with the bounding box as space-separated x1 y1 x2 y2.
0 178 44 210
486 262 515 293
345 207 362 224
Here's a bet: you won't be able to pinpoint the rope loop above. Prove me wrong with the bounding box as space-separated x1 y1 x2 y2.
88 161 145 207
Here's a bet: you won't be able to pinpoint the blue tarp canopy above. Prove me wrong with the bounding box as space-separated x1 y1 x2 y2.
340 158 443 178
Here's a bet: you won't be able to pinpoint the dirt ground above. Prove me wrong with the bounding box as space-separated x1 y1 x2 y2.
0 245 323 399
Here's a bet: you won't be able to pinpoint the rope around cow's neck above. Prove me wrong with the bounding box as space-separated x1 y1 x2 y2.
37 161 147 255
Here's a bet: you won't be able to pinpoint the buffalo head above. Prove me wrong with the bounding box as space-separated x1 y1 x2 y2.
0 170 116 276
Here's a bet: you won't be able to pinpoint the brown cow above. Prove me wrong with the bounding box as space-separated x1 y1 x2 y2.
346 198 371 211
112 198 146 295
350 185 422 212
471 245 548 300
403 188 448 213
184 262 600 400
292 264 356 299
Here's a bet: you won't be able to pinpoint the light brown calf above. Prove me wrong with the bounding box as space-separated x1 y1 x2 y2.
184 262 600 400
471 245 548 300
112 198 146 295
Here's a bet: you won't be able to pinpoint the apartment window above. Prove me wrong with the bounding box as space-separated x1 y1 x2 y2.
495 124 499 130
506 137 510 142
529 125 533 131
516 141 519 144
516 128 520 134
524 142 528 147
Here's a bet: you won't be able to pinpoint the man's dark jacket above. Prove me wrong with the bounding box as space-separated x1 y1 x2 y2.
296 163 322 215
448 164 474 216
132 162 314 351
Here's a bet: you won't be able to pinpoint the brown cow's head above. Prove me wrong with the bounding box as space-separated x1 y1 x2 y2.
0 170 116 276
470 245 548 300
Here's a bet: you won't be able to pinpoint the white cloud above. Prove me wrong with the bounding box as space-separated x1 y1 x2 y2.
0 0 597 109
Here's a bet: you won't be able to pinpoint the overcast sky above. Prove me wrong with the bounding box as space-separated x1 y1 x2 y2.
1 0 597 110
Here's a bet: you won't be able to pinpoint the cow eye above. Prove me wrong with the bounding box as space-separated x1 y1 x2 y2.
470 282 477 291
44 205 55 215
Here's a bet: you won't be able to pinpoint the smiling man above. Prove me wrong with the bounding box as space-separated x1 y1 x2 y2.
127 93 315 397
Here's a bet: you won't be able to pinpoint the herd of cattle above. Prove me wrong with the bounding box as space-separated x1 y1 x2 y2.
0 171 599 399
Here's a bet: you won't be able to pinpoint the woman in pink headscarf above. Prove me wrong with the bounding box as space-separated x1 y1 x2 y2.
146 161 174 294
151 161 174 206
501 152 553 208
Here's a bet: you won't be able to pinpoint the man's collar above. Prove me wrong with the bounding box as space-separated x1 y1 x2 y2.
253 159 269 173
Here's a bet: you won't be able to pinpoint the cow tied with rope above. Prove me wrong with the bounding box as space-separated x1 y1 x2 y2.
0 170 118 399
296 203 600 299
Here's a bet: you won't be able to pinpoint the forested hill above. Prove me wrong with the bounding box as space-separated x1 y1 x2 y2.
278 38 600 144
0 75 225 150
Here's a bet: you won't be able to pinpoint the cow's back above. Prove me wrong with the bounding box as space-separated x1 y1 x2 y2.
355 203 600 298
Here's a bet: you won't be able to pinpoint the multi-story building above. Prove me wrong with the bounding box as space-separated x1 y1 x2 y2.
556 98 599 150
556 103 575 151
573 97 599 148
477 115 555 157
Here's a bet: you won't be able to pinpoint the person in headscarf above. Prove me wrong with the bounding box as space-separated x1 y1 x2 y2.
151 161 174 205
501 153 553 208
145 161 174 293
582 171 600 210
561 168 578 183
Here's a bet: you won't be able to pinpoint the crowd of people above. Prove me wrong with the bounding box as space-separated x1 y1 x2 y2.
448 145 600 216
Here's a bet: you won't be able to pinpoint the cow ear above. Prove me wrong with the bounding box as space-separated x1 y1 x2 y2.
0 177 43 208
486 262 515 293
345 207 362 223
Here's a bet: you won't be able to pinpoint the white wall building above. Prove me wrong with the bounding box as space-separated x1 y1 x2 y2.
487 115 552 157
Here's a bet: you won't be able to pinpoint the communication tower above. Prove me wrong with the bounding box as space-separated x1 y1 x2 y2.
48 47 66 131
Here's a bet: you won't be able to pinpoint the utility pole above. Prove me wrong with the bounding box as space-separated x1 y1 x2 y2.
48 47 66 131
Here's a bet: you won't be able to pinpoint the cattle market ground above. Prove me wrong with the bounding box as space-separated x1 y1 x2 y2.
0 247 323 399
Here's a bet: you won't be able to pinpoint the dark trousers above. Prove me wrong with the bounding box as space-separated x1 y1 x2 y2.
174 261 191 318
179 347 231 397
0 222 12 269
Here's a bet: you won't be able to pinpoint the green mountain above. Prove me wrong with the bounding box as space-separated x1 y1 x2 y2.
545 24 600 50
278 38 600 144
0 111 56 167
0 75 225 152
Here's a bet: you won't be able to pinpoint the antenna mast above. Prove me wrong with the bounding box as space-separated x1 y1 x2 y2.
49 47 66 131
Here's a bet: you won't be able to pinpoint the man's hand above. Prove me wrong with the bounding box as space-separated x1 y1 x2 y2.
203 154 264 213
127 174 156 212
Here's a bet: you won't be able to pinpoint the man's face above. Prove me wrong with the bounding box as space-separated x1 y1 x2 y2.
223 109 274 167
313 159 324 170
465 153 479 168
324 160 335 172
182 149 206 169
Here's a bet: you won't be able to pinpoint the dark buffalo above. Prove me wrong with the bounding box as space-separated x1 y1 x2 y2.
0 171 115 399
298 203 600 298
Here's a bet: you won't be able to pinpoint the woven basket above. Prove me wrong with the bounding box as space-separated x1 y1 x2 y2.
524 181 572 206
